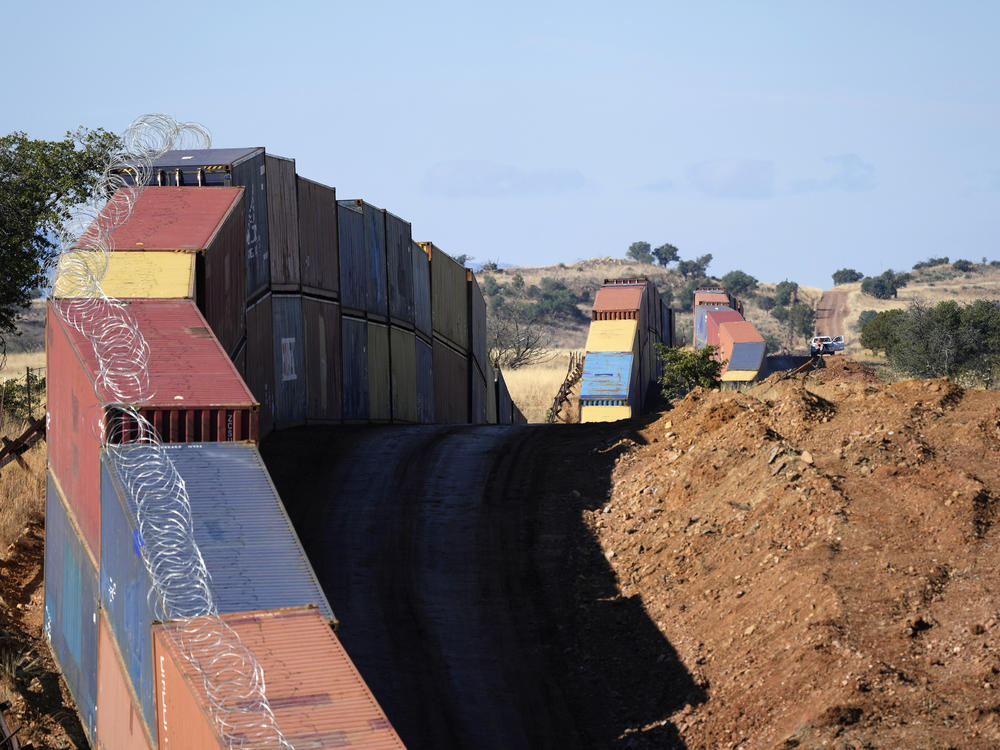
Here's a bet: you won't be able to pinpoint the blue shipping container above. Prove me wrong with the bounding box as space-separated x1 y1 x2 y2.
729 341 766 372
342 315 370 420
44 472 98 745
694 305 731 349
580 352 636 404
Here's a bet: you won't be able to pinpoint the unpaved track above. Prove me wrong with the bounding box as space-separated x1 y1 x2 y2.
814 290 848 337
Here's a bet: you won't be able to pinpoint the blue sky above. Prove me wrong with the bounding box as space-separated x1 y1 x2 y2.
4 1 998 288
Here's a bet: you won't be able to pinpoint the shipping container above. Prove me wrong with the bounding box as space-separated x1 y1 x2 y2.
412 241 432 339
99 444 338 738
719 321 766 381
368 321 391 421
44 472 99 746
424 242 469 352
694 304 732 349
433 337 469 423
584 320 639 353
592 285 647 331
705 309 746 348
152 608 404 750
339 199 388 320
47 299 259 556
272 294 307 427
113 148 271 302
579 351 639 424
486 367 498 424
389 326 417 423
660 300 674 348
97 610 156 750
76 186 247 359
467 269 487 376
265 154 300 291
496 368 513 425
246 293 276 438
337 201 366 315
341 315 369 421
100 252 196 300
415 336 434 424
302 297 343 423
297 176 339 299
469 360 487 425
385 211 415 328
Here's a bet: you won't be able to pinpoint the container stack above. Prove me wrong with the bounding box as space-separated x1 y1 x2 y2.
692 285 766 383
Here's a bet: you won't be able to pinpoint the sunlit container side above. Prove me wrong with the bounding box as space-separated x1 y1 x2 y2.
97 610 155 750
467 269 488 376
718 321 766 382
72 186 247 360
385 211 415 328
341 315 369 421
694 305 733 349
412 241 432 340
339 199 388 320
423 242 469 352
337 201 366 316
368 321 391 422
486 367 498 424
469 361 487 425
660 301 675 348
265 154 300 291
433 337 469 423
247 293 276 439
390 326 417 423
415 336 434 424
578 351 639 423
272 294 307 428
591 285 647 332
584 320 638 354
705 309 745 348
297 176 339 299
302 297 343 423
99 253 195 299
113 147 270 302
47 299 259 557
44 472 98 746
152 608 404 750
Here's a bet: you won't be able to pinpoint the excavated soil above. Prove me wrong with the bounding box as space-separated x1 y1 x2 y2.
594 357 1000 748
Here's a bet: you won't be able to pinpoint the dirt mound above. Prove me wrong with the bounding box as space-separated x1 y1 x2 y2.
593 368 1000 748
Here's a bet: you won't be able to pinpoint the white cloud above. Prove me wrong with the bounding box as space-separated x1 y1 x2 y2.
423 161 585 197
792 154 876 193
686 158 775 198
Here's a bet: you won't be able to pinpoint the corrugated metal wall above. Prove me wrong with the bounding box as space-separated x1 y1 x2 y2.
412 241 432 340
302 297 343 423
272 294 307 427
486 368 498 424
433 338 469 424
297 176 339 299
97 612 155 750
416 336 435 424
341 315 369 421
469 362 487 425
427 242 469 352
367 321 391 421
389 326 417 423
265 154 300 291
337 202 365 315
247 293 276 438
385 212 414 328
467 270 487 375
201 189 248 360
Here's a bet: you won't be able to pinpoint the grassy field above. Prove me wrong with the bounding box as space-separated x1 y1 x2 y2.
0 433 45 560
503 350 581 424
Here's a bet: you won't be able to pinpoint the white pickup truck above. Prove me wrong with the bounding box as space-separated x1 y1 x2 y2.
810 335 845 355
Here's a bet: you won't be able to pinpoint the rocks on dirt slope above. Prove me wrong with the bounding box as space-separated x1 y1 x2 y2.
595 358 1000 749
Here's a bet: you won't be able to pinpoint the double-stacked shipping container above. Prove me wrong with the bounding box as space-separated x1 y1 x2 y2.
691 285 766 382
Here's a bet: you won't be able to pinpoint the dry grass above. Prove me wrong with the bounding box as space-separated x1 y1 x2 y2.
0 350 46 376
503 350 580 423
0 431 46 560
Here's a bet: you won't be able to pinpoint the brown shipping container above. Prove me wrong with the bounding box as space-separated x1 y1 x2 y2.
423 242 469 352
266 154 300 291
592 284 647 332
385 211 415 328
296 176 339 299
389 326 417 423
246 293 276 438
367 321 391 422
412 241 432 339
47 299 259 557
302 297 343 423
467 269 487 375
97 610 155 750
433 337 469 423
152 607 405 750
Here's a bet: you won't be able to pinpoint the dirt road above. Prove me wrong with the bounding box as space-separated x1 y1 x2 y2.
814 289 848 337
264 423 698 750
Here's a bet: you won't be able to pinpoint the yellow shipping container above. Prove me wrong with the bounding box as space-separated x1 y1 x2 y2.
580 404 633 423
720 369 757 382
100 252 196 299
584 320 638 353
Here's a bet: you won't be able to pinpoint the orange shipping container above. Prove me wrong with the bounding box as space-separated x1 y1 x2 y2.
152 607 405 749
98 610 155 750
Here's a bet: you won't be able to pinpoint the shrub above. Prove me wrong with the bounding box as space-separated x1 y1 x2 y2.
657 344 725 401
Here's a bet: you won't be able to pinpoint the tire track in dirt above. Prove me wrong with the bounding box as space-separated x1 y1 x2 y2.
815 290 848 337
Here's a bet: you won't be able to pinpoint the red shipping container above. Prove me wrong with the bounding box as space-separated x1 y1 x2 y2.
705 309 745 348
98 610 155 750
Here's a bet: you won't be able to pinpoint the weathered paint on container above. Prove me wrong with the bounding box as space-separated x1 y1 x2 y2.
424 242 469 352
592 285 646 325
367 321 391 421
469 360 487 425
152 608 404 750
114 148 270 303
486 367 498 424
97 610 156 750
415 336 434 424
705 309 745 348
694 289 733 307
694 304 732 349
467 270 487 375
47 299 259 556
302 297 343 423
100 253 196 300
579 351 637 403
720 321 765 375
412 241 432 339
585 320 639 354
297 176 339 299
337 201 366 315
433 336 469 423
340 200 388 319
341 315 369 421
44 472 98 746
389 326 417 423
385 211 415 328
580 404 633 422
246 293 276 438
265 154 300 291
271 294 307 427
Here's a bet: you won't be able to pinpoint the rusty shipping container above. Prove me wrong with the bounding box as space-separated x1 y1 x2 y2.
368 321 391 422
97 611 155 750
246 293 276 439
266 154 300 291
424 242 469 352
272 294 307 427
339 199 388 320
433 337 469 423
467 269 487 376
337 201 365 315
302 296 343 423
152 608 404 749
297 176 339 298
412 240 432 340
46 299 259 557
592 284 647 332
341 315 369 421
390 326 417 423
44 472 99 746
416 336 434 424
385 211 415 327
75 186 247 359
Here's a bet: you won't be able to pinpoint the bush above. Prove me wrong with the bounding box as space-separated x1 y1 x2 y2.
657 344 725 400
720 270 758 297
952 259 974 273
857 309 878 328
832 268 864 285
859 309 904 354
861 270 908 299
913 257 949 270
773 280 798 306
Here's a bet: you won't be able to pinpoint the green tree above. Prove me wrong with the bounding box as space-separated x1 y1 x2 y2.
652 242 679 266
720 269 758 297
952 259 974 272
676 253 713 279
757 295 776 311
859 308 905 355
857 309 878 328
656 344 725 400
1 127 122 353
626 241 653 264
861 270 910 299
452 253 470 266
832 268 864 285
773 280 798 306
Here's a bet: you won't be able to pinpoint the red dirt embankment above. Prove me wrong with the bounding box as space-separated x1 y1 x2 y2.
595 358 1000 748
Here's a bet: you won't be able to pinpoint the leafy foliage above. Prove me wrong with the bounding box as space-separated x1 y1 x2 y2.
832 268 864 285
0 370 46 422
656 344 725 400
771 302 816 339
858 308 904 354
773 280 798 306
652 242 679 266
912 257 949 270
857 309 878 328
626 241 653 264
453 253 471 266
720 270 758 297
861 270 910 299
952 259 974 273
676 253 713 279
